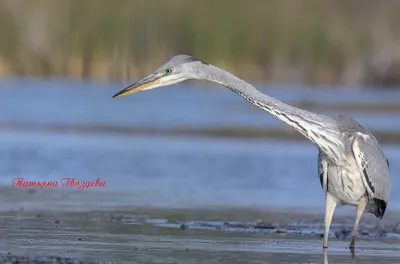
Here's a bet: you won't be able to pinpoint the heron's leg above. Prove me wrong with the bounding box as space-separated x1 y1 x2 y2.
351 248 357 264
323 192 337 248
349 195 367 249
323 248 329 264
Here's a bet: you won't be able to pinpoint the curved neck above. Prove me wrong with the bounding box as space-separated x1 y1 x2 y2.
196 64 344 163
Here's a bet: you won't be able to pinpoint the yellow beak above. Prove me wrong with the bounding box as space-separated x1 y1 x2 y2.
112 73 162 98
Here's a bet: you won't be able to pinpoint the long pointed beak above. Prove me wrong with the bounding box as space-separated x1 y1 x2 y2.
112 73 162 98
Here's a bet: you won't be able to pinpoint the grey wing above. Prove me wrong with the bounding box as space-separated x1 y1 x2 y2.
351 133 391 202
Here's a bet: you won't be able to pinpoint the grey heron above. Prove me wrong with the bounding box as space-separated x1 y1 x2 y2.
112 55 391 249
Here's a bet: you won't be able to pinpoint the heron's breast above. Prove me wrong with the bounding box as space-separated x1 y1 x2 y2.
327 163 365 205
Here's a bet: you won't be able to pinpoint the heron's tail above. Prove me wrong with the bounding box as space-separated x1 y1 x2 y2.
367 198 387 219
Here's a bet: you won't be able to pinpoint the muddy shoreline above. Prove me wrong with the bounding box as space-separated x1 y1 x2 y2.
1 188 399 263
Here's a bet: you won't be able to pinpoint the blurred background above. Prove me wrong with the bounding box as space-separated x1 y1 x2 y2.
1 0 400 262
0 0 400 223
1 0 400 85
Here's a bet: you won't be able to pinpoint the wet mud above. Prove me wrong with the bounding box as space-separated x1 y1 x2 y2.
1 188 400 263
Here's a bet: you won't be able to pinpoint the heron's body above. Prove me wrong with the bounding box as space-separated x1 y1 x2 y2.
112 54 391 250
318 116 389 212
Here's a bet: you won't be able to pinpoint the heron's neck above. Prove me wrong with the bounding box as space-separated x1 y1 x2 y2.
198 64 344 163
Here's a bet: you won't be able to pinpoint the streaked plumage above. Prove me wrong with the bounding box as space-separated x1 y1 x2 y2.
113 55 391 250
318 116 390 215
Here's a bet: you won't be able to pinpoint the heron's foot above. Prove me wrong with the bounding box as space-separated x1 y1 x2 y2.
349 236 356 249
323 236 328 249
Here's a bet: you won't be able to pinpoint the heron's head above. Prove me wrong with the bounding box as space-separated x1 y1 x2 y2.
112 54 208 98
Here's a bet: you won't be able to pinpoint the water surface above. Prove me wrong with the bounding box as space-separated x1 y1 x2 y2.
1 78 399 263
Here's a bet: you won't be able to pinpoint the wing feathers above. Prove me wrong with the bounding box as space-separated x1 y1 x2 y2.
351 133 390 202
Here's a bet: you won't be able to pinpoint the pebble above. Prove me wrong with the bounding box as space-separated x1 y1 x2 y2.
276 229 287 234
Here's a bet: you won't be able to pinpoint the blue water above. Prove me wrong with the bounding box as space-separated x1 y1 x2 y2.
0 78 399 212
2 78 400 131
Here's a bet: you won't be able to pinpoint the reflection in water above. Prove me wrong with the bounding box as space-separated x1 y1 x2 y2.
0 208 399 263
324 249 357 264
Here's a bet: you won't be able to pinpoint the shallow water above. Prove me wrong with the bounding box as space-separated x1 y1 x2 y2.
1 78 400 131
1 131 400 211
1 207 399 264
1 78 400 263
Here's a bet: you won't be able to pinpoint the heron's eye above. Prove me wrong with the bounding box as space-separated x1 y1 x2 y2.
165 68 172 74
